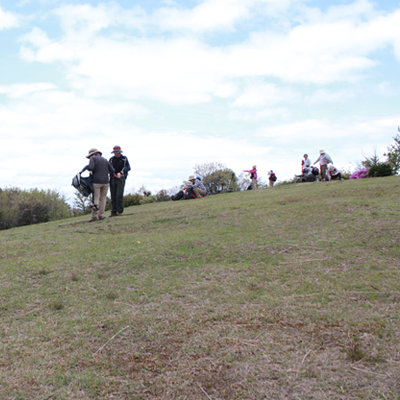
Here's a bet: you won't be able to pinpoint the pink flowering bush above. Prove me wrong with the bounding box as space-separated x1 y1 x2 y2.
350 168 369 179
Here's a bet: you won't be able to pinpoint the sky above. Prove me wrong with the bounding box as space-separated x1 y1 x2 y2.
0 0 399 202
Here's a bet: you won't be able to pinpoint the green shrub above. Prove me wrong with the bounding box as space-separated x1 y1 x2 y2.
367 163 393 178
154 190 170 202
0 187 70 230
140 196 155 205
123 193 143 207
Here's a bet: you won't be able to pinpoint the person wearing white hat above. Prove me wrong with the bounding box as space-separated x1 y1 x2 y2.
313 150 333 181
327 164 343 181
84 148 115 221
243 165 257 190
188 175 207 198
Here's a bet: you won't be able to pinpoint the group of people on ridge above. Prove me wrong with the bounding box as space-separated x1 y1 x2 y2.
301 150 342 181
81 146 341 221
242 150 341 190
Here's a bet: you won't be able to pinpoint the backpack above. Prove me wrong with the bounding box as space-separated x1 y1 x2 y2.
312 167 319 176
71 173 93 197
270 173 277 182
183 186 196 200
171 190 184 201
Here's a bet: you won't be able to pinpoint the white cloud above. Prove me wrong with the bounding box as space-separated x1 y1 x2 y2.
154 0 252 32
305 88 355 104
0 82 57 98
17 0 400 108
322 0 378 22
377 81 400 96
229 106 290 122
0 6 20 30
232 81 299 107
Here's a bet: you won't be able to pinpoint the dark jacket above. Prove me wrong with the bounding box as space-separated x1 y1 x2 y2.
86 154 115 184
109 154 131 179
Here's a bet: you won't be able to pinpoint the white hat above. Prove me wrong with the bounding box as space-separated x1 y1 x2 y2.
319 149 325 154
328 164 335 171
86 148 102 158
188 175 196 181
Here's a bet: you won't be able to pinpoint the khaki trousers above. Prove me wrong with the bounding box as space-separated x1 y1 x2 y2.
251 178 257 190
193 187 207 198
320 164 328 181
92 183 109 220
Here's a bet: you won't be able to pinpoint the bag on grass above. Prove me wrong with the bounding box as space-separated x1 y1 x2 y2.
184 186 196 200
171 190 184 201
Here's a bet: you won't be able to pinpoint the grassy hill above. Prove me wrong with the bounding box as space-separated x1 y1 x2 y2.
1 177 399 399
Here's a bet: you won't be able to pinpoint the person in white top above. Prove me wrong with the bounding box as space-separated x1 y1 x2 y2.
301 154 312 172
313 150 333 181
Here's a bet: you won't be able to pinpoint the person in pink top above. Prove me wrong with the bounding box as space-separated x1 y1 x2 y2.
243 165 257 190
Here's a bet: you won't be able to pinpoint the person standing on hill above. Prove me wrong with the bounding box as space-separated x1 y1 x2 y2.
84 148 115 222
243 165 257 190
313 150 333 181
268 170 277 187
109 146 131 216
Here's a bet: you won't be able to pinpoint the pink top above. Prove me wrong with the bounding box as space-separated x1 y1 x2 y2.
244 168 257 179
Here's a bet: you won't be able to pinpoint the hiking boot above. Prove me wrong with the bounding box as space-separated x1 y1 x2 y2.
117 212 123 216
89 217 98 222
111 212 117 217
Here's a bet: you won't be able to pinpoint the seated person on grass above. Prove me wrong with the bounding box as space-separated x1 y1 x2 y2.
188 175 207 198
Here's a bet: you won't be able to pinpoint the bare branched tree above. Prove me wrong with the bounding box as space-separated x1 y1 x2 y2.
72 191 91 215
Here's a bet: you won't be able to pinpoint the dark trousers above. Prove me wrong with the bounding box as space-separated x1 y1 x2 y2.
110 177 125 213
331 173 342 180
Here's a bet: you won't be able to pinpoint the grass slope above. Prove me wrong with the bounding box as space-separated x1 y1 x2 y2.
1 177 400 399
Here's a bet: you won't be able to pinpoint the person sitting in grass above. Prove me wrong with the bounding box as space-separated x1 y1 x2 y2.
327 164 343 181
188 175 207 198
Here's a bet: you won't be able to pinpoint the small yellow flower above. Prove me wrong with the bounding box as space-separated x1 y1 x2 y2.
137 241 141 244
